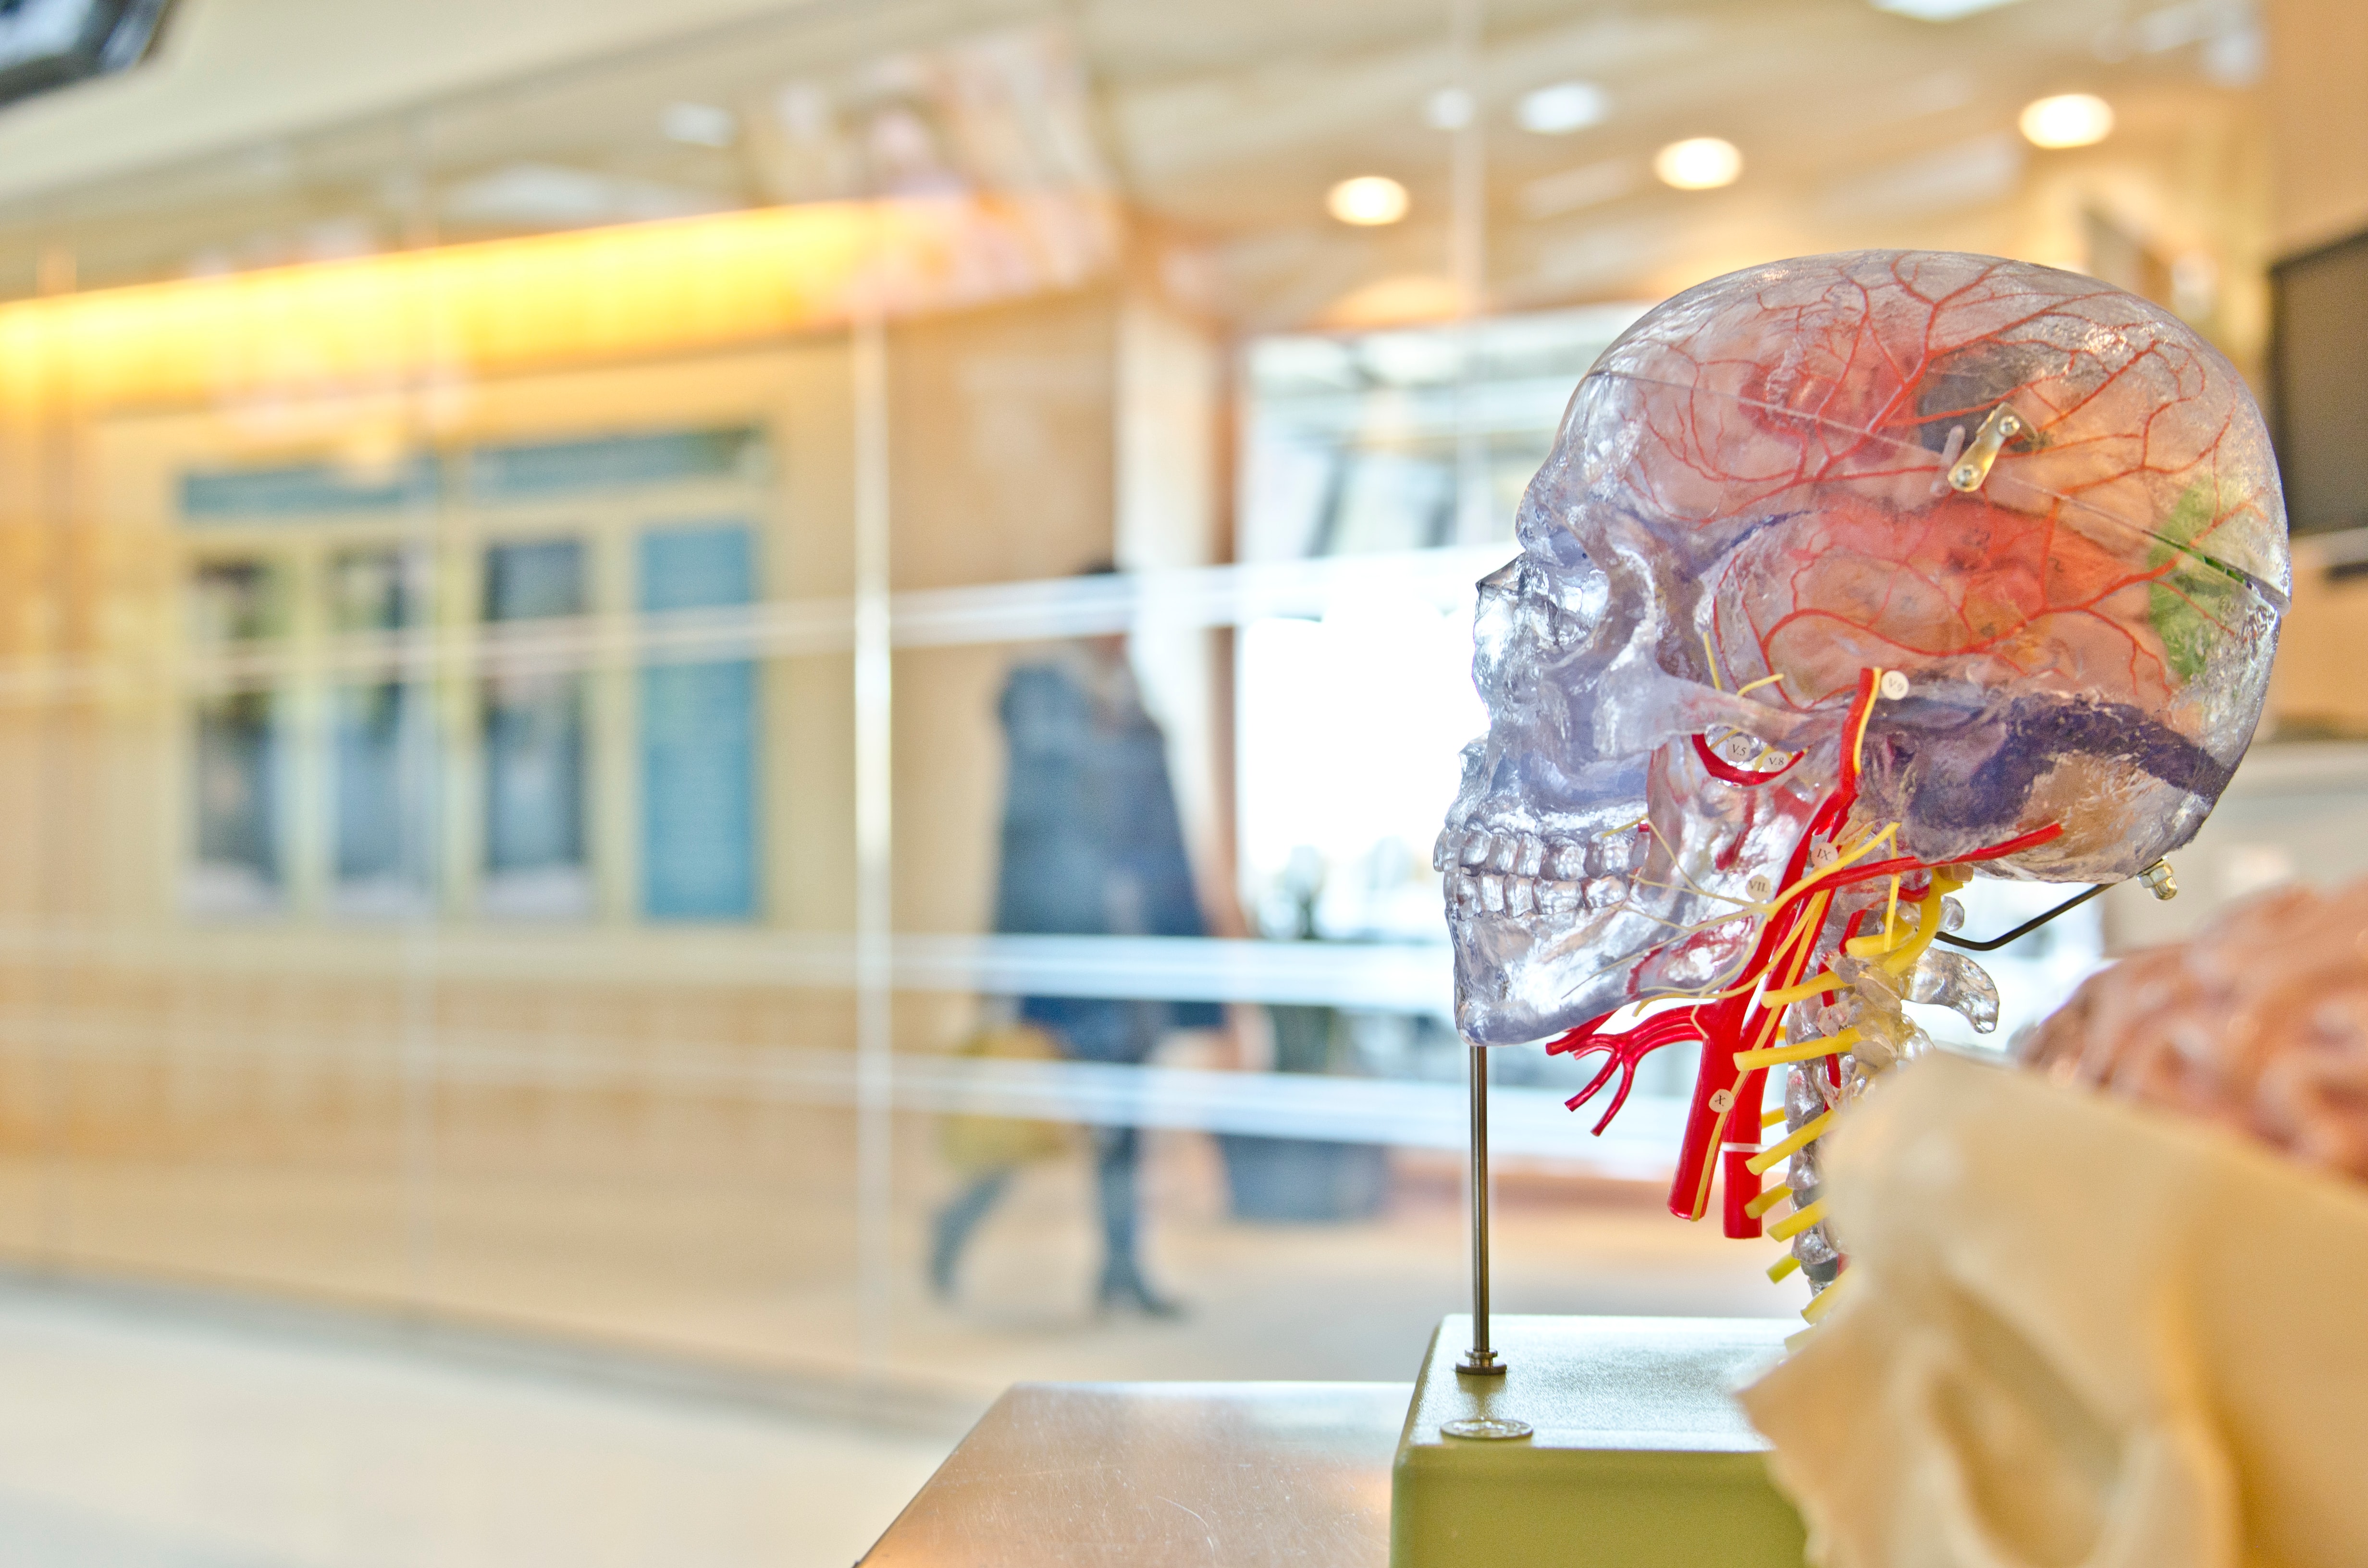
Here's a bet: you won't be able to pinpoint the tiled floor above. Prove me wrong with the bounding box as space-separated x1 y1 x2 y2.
894 1144 1797 1393
0 1132 1801 1564
0 1132 1796 1399
0 1281 955 1568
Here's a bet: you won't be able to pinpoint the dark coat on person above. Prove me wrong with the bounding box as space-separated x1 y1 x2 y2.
994 656 1222 1061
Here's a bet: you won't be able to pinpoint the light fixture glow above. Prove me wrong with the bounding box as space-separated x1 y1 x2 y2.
661 101 738 148
1871 0 2026 19
1516 81 1609 135
0 193 1120 414
1327 175 1411 226
1423 86 1475 131
2018 93 2113 149
1653 137 1742 191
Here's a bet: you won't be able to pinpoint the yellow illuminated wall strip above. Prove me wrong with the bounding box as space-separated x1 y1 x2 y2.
0 192 1114 414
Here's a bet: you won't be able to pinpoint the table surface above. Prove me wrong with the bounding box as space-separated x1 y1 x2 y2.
860 1381 1409 1567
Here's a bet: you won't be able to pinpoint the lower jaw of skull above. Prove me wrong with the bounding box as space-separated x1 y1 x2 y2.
1448 887 1717 1046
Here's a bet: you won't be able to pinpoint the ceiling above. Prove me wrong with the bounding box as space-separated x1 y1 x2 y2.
0 0 2271 362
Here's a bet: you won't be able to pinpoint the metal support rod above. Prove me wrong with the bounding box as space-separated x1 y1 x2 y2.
1459 1041 1505 1375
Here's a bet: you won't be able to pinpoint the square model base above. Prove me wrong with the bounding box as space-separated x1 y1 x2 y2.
1391 1315 1807 1568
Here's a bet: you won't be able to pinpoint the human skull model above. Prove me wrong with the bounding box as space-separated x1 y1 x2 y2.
1438 252 2287 1265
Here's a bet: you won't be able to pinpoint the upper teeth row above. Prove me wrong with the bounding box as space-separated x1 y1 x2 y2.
1447 870 1629 917
1431 824 1642 880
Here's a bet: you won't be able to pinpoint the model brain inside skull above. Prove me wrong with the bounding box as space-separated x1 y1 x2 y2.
1439 250 2287 1250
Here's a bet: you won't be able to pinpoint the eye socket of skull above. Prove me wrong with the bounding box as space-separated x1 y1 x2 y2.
1447 250 2287 1045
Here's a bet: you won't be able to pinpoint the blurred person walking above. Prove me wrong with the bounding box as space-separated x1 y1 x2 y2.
929 592 1218 1316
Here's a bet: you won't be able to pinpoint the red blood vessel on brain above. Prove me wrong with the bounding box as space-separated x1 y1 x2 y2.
1440 251 2288 1296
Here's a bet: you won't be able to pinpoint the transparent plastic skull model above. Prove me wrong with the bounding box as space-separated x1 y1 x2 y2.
1438 252 2287 1277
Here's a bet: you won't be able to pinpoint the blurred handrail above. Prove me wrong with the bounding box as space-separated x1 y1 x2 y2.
893 1054 1677 1173
0 926 1455 1014
0 545 1514 704
0 997 1676 1175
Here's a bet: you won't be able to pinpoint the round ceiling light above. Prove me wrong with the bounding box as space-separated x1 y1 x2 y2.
2019 93 2114 149
1653 136 1742 191
1517 81 1609 135
1327 175 1411 226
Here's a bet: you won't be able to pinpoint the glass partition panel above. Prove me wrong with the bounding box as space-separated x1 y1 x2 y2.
0 0 2274 1420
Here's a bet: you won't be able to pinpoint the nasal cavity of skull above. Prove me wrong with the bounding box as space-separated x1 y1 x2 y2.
1924 1281 2122 1568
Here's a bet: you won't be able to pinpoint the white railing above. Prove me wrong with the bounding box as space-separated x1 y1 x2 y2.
0 1005 1680 1178
0 545 1516 702
0 925 1460 1015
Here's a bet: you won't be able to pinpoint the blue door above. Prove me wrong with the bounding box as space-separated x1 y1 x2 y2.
638 525 758 919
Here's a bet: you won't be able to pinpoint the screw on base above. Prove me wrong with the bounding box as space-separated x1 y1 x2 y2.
1457 1347 1506 1377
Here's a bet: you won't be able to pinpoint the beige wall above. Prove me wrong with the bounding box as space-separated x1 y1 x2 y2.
2250 0 2368 736
2266 0 2368 256
888 289 1118 593
2267 540 2368 735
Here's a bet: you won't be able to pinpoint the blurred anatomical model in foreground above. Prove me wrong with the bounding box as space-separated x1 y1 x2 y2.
2018 880 2368 1180
1440 251 2287 1299
1742 883 2368 1568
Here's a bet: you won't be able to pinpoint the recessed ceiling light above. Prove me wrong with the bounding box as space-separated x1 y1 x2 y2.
1871 0 2026 18
1517 82 1609 135
1327 175 1411 226
1653 137 1742 191
1424 86 1475 131
662 102 738 148
2018 93 2113 149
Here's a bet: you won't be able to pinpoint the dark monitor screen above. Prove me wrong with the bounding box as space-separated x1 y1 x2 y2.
2271 230 2368 535
0 0 170 113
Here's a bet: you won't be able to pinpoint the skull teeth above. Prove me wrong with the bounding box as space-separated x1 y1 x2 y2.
1443 820 1644 876
1590 833 1643 876
1513 833 1545 877
1443 872 1614 918
1440 816 1651 918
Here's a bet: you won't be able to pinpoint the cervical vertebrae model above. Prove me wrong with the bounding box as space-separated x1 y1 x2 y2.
1439 251 2288 1295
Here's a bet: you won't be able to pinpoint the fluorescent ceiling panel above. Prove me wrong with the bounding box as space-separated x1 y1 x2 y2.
1871 0 2026 20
